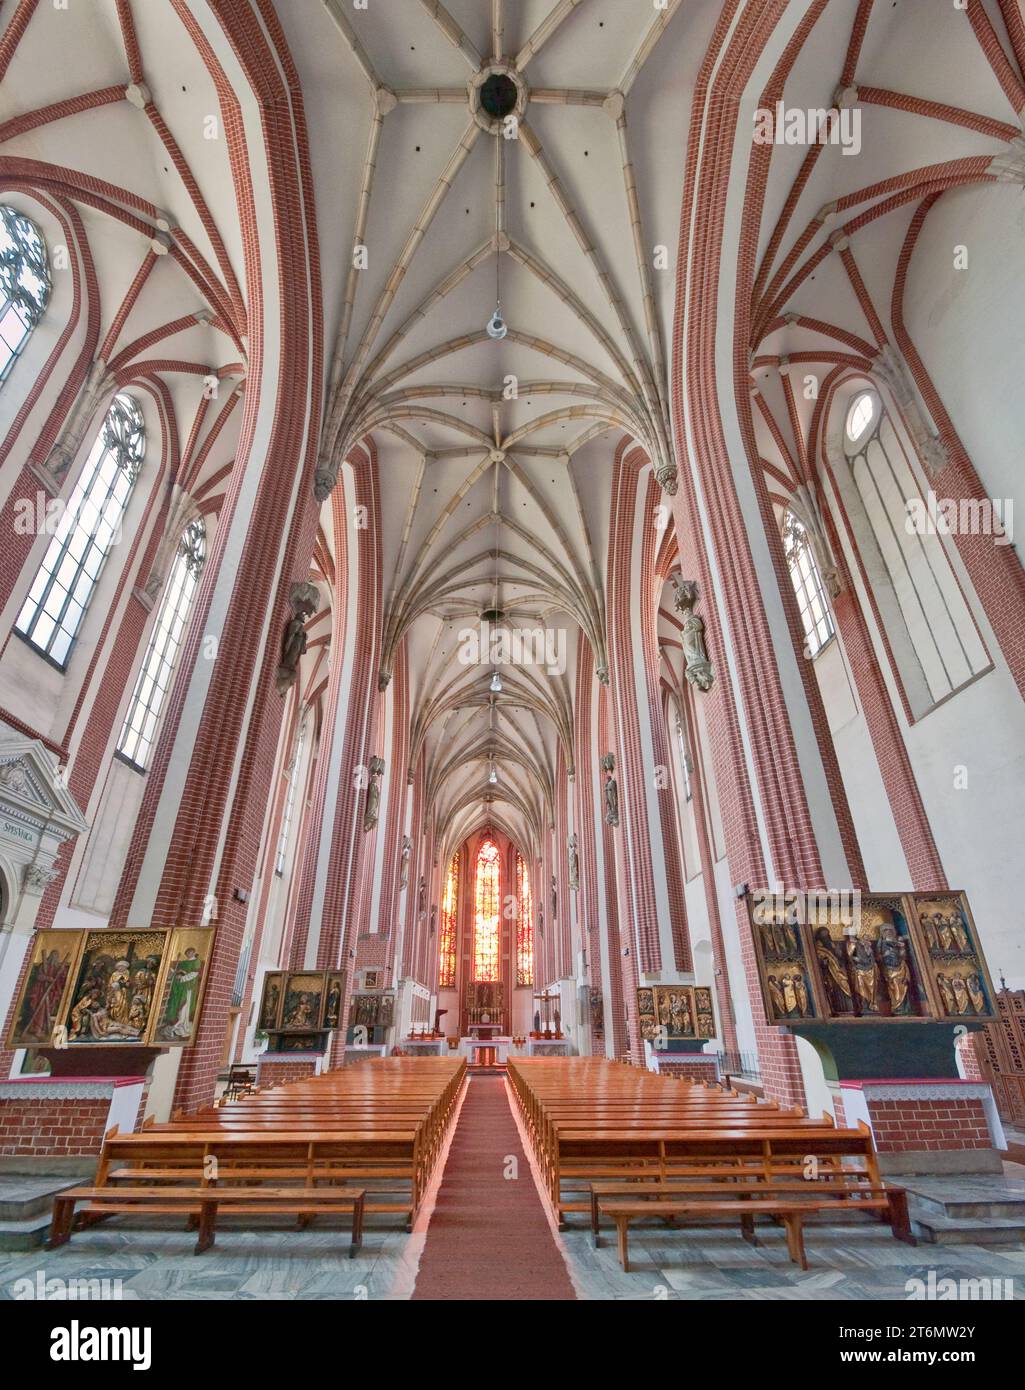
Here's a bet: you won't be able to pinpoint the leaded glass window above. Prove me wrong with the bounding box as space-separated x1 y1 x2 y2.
439 853 459 988
0 205 50 383
515 851 533 986
472 837 501 983
16 394 145 667
117 518 205 771
782 508 834 657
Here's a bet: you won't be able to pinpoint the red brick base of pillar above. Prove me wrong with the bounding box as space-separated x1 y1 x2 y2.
829 1079 1004 1175
254 1054 322 1089
652 1053 721 1084
0 1076 148 1169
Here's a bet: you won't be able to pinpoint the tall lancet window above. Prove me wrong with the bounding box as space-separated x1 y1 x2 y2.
117 518 206 770
0 205 51 384
782 508 834 657
515 851 533 986
472 837 501 983
439 853 459 989
17 393 145 668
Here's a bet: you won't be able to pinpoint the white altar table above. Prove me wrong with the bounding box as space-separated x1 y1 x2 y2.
459 1035 513 1064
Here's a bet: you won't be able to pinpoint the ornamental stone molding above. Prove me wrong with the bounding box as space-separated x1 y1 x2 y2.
843 1081 993 1102
873 345 949 478
0 735 88 895
22 863 58 896
0 1081 116 1101
791 483 843 599
34 359 113 488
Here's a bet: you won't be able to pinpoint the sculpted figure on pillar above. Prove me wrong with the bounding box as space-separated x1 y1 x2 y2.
399 835 412 890
601 753 619 826
567 833 579 891
362 756 385 832
671 576 714 692
276 581 319 695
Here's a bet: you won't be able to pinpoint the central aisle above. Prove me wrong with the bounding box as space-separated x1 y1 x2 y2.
411 1075 577 1300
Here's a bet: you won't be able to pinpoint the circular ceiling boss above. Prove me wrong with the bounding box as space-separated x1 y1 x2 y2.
468 63 528 135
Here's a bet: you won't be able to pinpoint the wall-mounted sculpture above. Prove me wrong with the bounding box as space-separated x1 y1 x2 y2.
567 833 579 891
362 755 385 832
601 753 619 826
671 576 714 692
275 581 319 695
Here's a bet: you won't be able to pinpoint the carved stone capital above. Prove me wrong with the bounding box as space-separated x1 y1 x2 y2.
22 863 58 896
654 460 678 495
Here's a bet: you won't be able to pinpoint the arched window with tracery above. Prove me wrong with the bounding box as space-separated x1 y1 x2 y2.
472 837 501 982
841 387 988 713
439 853 459 989
515 851 533 986
782 508 835 657
117 518 206 771
16 393 145 668
0 205 51 384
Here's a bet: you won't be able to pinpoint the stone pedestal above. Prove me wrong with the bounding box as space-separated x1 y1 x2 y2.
831 1079 1004 1175
254 1051 322 1088
0 1076 148 1167
791 1021 1004 1174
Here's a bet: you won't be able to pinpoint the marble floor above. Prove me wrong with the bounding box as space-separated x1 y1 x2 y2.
3 1076 1023 1301
1 1208 1023 1301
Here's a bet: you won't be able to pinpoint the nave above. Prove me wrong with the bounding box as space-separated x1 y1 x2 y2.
0 0 1024 1334
2 1057 1023 1305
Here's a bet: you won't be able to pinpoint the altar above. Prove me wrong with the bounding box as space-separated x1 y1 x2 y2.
459 1035 513 1065
401 1038 448 1056
527 1038 572 1057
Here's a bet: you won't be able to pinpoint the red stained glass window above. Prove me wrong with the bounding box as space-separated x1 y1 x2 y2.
473 837 501 982
439 853 459 989
516 852 533 986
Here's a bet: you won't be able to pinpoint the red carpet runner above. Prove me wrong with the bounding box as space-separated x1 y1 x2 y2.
412 1075 577 1300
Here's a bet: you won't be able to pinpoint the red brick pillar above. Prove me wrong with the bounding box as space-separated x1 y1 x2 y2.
105 3 325 1115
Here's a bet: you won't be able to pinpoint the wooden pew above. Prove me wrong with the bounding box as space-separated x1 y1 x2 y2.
506 1058 912 1268
50 1057 465 1246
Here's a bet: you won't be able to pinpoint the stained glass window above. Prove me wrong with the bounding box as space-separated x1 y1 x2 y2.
515 851 533 986
439 852 459 989
472 837 501 982
0 205 51 384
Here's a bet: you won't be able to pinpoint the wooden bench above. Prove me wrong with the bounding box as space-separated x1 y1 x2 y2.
599 1197 813 1271
52 1057 466 1245
590 1174 913 1268
49 1184 366 1256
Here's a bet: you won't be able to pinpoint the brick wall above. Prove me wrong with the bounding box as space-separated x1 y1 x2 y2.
254 1057 319 1088
0 1097 112 1158
868 1096 992 1153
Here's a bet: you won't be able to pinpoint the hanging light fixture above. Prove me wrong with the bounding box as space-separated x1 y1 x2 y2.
487 237 507 338
490 669 502 693
488 763 498 785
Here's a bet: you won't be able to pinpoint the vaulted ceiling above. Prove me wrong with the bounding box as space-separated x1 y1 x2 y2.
3 0 1021 866
277 0 709 863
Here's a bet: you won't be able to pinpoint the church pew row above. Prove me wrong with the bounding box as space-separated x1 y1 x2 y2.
49 1057 466 1249
505 1058 913 1267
